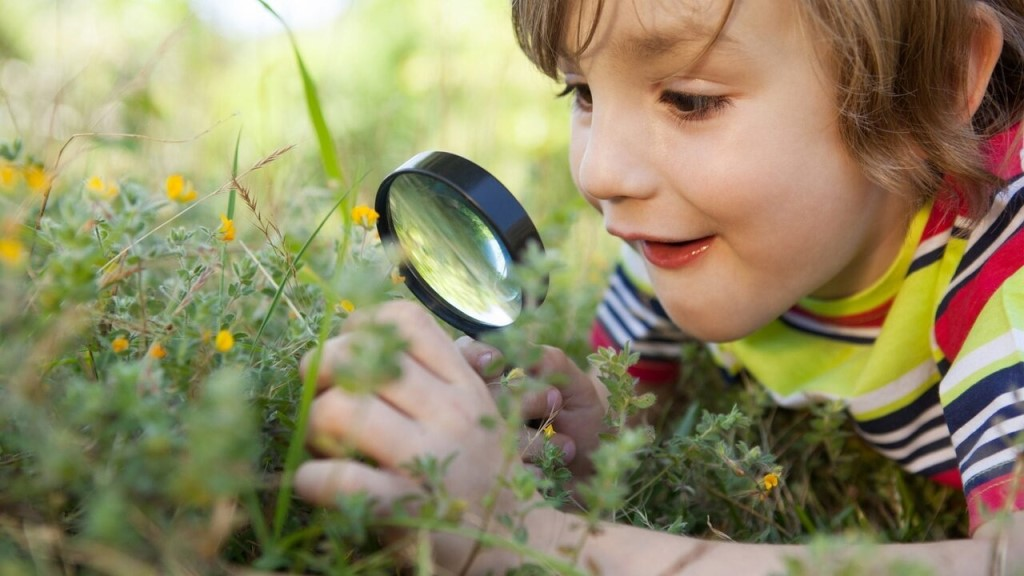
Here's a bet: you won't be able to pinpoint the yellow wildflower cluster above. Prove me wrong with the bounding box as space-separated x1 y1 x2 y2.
85 176 119 201
337 299 356 314
218 214 236 242
0 162 50 194
214 329 234 353
0 235 26 268
148 342 168 360
542 423 556 439
351 205 379 229
762 472 780 492
111 336 130 353
166 174 197 203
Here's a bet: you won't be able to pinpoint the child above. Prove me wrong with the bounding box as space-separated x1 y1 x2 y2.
296 0 1024 573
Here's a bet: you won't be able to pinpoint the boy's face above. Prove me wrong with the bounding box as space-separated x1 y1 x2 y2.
561 0 915 341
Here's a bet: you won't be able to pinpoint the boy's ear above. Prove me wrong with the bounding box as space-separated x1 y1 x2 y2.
963 3 1004 121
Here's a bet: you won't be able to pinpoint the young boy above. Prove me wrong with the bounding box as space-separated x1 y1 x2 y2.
296 0 1024 573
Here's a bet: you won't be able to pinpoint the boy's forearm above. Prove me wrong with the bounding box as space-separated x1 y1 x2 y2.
517 507 1008 576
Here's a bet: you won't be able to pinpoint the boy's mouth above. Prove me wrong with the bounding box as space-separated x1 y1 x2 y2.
640 236 715 269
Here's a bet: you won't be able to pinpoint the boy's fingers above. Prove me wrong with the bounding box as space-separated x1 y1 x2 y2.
308 388 424 467
516 387 562 421
455 336 505 378
344 301 482 388
295 459 423 515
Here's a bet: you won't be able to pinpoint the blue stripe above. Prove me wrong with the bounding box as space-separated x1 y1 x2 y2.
943 364 1024 434
854 382 941 436
778 315 876 345
964 459 1017 494
906 245 944 275
858 412 947 452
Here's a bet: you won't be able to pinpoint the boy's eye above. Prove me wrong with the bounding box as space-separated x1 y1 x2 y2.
659 91 729 121
557 83 593 111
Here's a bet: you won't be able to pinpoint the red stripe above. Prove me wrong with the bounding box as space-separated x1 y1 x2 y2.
921 197 958 240
591 323 679 386
930 468 963 489
984 121 1022 180
935 230 1024 358
788 300 893 328
967 472 1024 534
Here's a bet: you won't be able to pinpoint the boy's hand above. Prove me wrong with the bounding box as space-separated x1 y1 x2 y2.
294 301 549 571
456 337 610 481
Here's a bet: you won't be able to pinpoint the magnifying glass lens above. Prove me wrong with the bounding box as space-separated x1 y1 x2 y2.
388 173 522 327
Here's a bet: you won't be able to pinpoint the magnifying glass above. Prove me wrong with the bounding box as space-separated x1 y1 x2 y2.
375 151 547 336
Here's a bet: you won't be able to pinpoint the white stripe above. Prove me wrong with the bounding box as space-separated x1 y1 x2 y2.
959 414 1024 468
902 443 958 474
962 444 1022 485
870 423 952 461
603 284 650 337
768 389 837 409
856 403 946 445
913 232 949 262
847 360 936 416
597 303 682 358
949 180 1024 289
952 390 1024 446
608 273 665 328
782 312 880 340
940 329 1024 397
596 303 631 346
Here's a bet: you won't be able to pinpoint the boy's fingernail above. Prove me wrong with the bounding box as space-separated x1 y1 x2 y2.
561 438 576 463
547 389 560 413
477 351 494 371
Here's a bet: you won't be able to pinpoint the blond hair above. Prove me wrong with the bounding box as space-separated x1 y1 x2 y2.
511 0 1024 220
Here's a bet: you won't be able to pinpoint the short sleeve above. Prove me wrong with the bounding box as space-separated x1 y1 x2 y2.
935 175 1024 533
591 243 690 385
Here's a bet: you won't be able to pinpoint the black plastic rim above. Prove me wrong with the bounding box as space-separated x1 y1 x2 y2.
375 151 546 336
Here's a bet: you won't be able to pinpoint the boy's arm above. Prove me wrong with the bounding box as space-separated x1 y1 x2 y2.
517 505 1016 575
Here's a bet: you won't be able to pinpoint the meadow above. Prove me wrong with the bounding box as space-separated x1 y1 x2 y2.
0 2 965 574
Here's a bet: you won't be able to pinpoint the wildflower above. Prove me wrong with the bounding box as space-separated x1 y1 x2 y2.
218 214 236 242
542 423 556 439
338 299 356 313
390 267 406 285
762 472 780 492
351 204 379 229
23 164 49 194
111 336 129 353
0 162 18 191
0 236 26 267
166 173 197 203
85 176 119 200
214 329 234 353
148 342 167 359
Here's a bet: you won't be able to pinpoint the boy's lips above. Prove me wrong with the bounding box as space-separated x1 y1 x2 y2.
639 236 715 269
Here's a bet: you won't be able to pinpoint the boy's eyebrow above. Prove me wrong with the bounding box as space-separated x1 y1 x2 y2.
611 28 739 61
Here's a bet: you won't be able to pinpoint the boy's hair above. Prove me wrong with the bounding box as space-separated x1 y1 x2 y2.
511 0 1024 220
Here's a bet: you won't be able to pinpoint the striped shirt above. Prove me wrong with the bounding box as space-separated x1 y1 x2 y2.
591 125 1024 533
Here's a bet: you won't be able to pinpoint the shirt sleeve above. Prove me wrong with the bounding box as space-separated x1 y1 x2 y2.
591 243 690 385
934 174 1024 534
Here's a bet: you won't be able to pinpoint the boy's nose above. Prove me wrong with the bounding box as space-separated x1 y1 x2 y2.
574 107 657 203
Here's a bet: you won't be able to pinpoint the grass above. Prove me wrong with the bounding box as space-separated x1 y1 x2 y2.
0 2 967 574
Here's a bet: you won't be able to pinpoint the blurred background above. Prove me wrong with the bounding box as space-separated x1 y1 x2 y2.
0 0 618 299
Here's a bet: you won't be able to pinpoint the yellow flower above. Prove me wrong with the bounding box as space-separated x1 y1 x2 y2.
542 423 556 439
218 214 236 242
148 342 167 359
390 268 406 285
0 162 19 191
0 236 26 267
85 176 119 200
351 205 379 229
338 299 355 313
166 174 197 203
111 336 129 353
762 472 780 492
214 329 234 353
23 164 49 194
